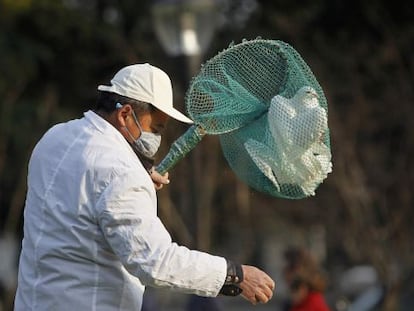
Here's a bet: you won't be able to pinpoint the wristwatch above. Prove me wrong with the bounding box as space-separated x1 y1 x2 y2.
219 260 244 296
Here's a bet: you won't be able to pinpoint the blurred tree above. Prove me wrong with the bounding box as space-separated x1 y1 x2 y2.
249 1 414 310
0 0 162 233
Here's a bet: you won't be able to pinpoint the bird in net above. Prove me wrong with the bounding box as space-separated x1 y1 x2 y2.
156 38 332 199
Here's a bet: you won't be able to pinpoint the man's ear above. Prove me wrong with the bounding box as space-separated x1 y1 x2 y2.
116 104 132 127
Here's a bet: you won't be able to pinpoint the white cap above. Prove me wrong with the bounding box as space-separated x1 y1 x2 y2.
98 63 193 124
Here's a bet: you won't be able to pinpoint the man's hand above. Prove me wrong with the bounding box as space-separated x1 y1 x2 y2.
149 168 169 190
239 265 275 305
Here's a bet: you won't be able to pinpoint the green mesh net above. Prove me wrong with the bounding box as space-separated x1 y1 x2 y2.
157 39 332 199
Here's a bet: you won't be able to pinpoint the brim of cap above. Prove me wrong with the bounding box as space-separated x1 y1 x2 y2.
98 85 194 124
155 105 194 124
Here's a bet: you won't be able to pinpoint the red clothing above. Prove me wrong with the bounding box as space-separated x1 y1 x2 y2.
290 291 331 311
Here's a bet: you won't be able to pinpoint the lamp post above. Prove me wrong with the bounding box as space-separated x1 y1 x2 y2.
152 0 220 81
151 0 219 251
152 0 218 56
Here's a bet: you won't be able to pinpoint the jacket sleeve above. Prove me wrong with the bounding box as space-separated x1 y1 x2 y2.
95 170 227 297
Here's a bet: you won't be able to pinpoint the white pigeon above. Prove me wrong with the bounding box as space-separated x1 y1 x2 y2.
244 86 332 197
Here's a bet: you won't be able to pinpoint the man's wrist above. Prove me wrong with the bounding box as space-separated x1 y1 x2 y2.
224 260 243 284
219 260 244 296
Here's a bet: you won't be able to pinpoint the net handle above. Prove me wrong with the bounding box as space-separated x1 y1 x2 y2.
156 125 206 175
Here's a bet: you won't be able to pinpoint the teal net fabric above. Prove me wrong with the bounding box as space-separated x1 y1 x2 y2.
157 39 332 199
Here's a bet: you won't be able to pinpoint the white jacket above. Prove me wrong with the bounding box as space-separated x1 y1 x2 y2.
15 111 226 310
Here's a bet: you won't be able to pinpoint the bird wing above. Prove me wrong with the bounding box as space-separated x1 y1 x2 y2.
268 94 296 145
244 139 281 191
292 106 328 149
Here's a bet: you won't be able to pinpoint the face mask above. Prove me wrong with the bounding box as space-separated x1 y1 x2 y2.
125 109 161 158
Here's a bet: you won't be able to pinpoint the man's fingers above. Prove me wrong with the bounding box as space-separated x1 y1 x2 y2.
255 292 269 304
262 274 275 290
244 292 270 305
262 284 274 301
242 284 274 305
150 169 169 190
257 284 274 303
267 278 276 292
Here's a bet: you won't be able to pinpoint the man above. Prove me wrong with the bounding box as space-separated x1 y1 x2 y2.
14 63 275 310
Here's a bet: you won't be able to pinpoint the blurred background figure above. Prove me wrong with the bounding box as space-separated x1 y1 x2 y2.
335 265 384 311
283 246 331 311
